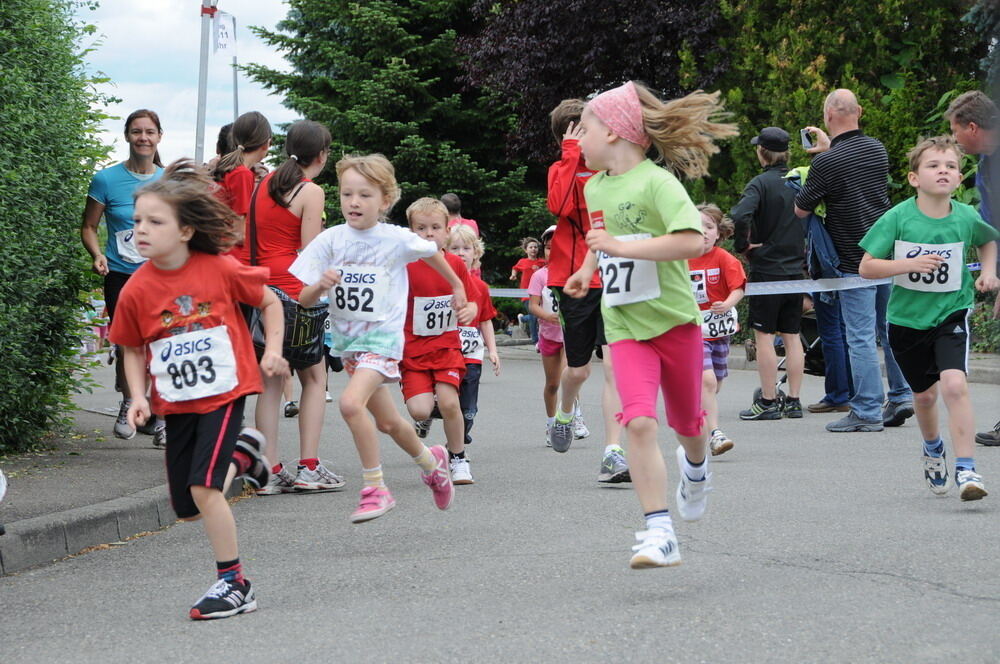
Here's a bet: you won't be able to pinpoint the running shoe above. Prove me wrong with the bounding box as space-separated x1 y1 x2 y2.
975 420 1000 447
882 400 914 427
709 429 733 456
675 446 712 522
739 397 782 421
294 463 346 492
545 422 552 448
234 428 270 489
136 419 157 436
152 424 167 449
597 446 631 483
923 450 949 496
825 412 884 432
255 466 297 496
189 578 257 620
549 419 573 453
782 399 803 419
350 486 396 523
421 445 454 510
956 469 988 502
450 457 474 485
629 528 682 569
325 391 333 403
283 401 299 418
113 399 135 439
414 418 432 439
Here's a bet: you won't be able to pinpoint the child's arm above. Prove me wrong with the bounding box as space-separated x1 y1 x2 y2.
975 241 1000 293
299 269 341 307
586 228 703 262
122 345 150 431
479 320 501 376
710 288 745 314
421 252 470 321
563 250 599 299
858 251 944 280
529 294 559 325
509 266 519 281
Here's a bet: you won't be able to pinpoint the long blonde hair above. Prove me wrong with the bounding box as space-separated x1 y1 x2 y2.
633 83 739 180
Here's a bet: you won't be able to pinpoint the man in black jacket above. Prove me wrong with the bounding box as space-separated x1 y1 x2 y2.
730 127 807 421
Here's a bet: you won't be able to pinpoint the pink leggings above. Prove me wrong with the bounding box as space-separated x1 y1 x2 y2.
609 324 705 437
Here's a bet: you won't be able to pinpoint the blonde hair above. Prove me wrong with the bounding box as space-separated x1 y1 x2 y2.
906 135 964 173
406 197 449 224
696 203 734 244
447 223 485 262
335 153 401 214
633 83 739 180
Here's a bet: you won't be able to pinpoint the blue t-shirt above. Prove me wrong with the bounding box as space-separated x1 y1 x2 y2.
87 162 163 274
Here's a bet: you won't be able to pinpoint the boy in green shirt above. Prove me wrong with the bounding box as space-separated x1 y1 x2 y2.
859 136 999 501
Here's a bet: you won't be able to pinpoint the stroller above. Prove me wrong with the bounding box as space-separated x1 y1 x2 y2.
746 306 824 406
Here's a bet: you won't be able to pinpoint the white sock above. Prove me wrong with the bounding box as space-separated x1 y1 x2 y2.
644 511 673 533
546 416 555 428
573 399 582 417
604 443 621 455
681 450 707 482
556 409 573 423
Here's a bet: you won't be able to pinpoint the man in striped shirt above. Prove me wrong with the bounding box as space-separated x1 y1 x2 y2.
794 89 913 432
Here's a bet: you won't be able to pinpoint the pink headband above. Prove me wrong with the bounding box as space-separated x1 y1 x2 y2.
588 82 651 149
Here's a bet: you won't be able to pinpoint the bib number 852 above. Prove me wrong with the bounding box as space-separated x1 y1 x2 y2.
165 357 216 390
333 285 375 313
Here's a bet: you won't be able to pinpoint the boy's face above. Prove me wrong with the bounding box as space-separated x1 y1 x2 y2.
700 213 719 254
339 167 388 230
410 211 449 248
908 147 962 197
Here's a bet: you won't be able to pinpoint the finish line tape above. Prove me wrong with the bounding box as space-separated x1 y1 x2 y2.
489 263 983 299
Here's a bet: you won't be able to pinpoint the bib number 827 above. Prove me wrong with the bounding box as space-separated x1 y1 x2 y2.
334 285 375 313
166 357 216 390
602 260 635 294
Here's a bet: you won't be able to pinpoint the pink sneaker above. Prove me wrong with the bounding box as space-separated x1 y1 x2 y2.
421 445 454 510
349 486 396 523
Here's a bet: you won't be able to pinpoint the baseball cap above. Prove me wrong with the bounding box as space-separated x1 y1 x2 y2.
541 225 557 240
750 127 789 152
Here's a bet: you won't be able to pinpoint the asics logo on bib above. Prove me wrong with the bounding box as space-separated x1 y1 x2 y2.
905 245 954 259
158 336 213 362
341 271 376 285
423 299 451 312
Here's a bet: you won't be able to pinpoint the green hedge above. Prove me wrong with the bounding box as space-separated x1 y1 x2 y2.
0 0 110 452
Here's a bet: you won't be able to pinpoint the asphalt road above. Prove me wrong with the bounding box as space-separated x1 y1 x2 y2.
2 346 999 663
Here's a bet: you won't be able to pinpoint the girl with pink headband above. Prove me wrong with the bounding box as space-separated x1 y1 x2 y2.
564 81 737 568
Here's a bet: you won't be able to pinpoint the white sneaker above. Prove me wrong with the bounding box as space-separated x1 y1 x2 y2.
450 457 474 485
709 429 733 456
675 446 712 522
629 528 682 569
956 469 987 502
325 391 333 403
545 422 553 447
572 414 590 439
256 465 297 496
294 463 346 492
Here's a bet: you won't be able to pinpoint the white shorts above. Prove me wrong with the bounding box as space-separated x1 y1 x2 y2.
341 351 401 382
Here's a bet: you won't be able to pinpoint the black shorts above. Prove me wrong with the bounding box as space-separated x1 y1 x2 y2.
103 271 132 323
164 397 245 519
748 275 803 335
888 309 970 394
553 287 606 368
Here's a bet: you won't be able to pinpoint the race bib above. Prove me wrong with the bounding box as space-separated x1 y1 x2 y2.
412 295 457 336
598 234 660 307
893 240 963 293
329 266 388 322
459 326 485 361
115 228 145 264
149 326 238 402
701 309 738 339
689 269 708 304
540 287 560 316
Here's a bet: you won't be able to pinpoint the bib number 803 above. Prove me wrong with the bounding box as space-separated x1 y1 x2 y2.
333 285 375 313
165 357 216 390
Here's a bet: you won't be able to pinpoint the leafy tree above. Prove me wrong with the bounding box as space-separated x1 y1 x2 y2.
244 0 537 275
0 0 112 451
965 0 1000 91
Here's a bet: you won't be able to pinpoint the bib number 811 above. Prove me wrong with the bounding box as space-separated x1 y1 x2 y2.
165 357 216 390
425 309 453 330
333 285 375 313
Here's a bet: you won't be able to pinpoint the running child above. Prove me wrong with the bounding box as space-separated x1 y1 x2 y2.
447 224 501 448
109 160 286 620
293 156 462 522
688 204 746 456
859 135 999 501
564 81 738 568
401 198 479 484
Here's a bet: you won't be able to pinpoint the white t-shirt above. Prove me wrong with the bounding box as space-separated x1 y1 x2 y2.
290 222 438 359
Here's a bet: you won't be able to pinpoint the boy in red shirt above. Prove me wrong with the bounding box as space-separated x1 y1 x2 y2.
688 204 746 456
403 198 479 484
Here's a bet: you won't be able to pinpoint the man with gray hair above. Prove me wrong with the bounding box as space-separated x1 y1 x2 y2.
795 89 914 432
947 90 1000 446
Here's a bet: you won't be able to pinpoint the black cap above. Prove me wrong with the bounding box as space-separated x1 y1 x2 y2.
750 127 789 152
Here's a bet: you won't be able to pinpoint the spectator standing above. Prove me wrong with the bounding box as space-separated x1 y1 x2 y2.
441 192 480 237
794 89 913 432
510 236 545 343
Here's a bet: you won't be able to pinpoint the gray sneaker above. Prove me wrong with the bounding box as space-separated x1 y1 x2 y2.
113 399 135 439
882 401 914 427
826 412 884 432
549 420 573 453
294 463 346 492
152 425 167 449
256 466 297 496
598 446 631 483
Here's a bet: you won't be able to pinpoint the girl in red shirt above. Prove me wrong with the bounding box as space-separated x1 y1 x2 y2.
212 111 272 263
109 161 289 620
509 237 545 343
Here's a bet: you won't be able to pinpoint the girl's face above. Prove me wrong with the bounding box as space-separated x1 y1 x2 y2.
411 212 449 249
133 193 192 265
339 167 389 230
700 213 719 254
525 241 539 259
578 106 612 171
449 239 476 270
541 237 551 258
125 116 162 160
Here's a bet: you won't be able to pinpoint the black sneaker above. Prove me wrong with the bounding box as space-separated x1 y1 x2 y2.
739 397 782 421
235 428 270 489
283 401 299 418
882 401 914 427
414 419 432 439
782 399 803 419
975 420 1000 446
189 578 257 620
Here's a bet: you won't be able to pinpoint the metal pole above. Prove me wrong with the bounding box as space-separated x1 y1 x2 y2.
232 15 239 121
195 0 218 163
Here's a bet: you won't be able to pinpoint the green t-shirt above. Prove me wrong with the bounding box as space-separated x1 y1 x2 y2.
859 197 999 330
584 159 703 343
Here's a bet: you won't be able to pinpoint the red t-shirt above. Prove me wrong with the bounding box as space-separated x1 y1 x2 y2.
108 252 268 416
463 275 497 366
546 139 601 289
216 165 254 263
246 172 309 299
512 258 546 290
403 251 475 364
687 246 747 311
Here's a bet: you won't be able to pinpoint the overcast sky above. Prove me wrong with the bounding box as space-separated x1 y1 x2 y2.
76 1 300 165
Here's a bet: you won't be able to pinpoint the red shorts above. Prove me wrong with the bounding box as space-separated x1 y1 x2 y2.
400 366 464 401
537 335 564 357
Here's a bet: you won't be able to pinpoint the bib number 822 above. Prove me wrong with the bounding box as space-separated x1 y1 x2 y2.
333 285 375 313
166 357 216 390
